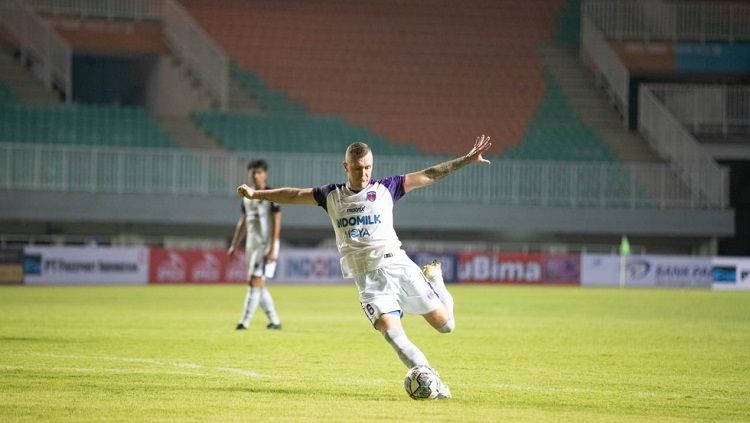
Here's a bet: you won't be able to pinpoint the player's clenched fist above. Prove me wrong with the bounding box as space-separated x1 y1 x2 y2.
237 184 254 199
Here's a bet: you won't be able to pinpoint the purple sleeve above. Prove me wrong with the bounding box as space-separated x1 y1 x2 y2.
378 175 406 202
312 183 340 211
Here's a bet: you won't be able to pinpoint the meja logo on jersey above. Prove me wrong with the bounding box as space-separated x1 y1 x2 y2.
336 214 381 239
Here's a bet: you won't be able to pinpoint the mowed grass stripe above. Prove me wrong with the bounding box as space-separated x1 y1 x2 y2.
1 285 749 422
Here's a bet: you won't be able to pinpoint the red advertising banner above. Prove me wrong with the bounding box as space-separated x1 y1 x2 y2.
149 249 247 284
148 248 580 285
457 252 580 285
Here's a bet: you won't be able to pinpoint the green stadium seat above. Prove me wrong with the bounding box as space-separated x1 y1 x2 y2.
0 101 177 148
504 74 617 163
0 82 15 104
231 65 307 114
192 109 417 156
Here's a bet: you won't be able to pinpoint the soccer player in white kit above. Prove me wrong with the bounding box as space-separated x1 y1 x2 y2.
237 135 492 398
229 160 283 330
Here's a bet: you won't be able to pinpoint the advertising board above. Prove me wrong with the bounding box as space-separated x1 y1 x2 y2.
710 257 750 290
149 249 246 284
582 254 713 288
456 252 580 284
0 248 24 285
23 246 149 284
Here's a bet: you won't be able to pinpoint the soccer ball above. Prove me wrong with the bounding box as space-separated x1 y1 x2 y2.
404 365 440 400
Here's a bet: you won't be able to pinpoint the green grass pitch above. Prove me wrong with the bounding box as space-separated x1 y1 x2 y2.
1 285 749 422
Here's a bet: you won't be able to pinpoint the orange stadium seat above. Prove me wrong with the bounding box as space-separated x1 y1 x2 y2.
180 0 566 156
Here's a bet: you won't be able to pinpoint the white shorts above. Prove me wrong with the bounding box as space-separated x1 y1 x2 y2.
354 254 443 326
245 240 279 280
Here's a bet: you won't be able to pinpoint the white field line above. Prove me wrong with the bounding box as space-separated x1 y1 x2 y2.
15 353 265 379
0 364 211 377
9 353 390 386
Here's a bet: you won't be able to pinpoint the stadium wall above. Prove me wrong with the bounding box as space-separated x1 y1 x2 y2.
0 191 734 239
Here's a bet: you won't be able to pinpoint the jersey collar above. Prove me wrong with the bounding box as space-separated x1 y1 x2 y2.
346 179 374 193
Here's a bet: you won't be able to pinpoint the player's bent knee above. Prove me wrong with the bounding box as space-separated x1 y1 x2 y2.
437 317 455 333
374 312 402 334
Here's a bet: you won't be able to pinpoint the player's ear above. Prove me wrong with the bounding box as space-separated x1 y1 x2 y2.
343 161 349 173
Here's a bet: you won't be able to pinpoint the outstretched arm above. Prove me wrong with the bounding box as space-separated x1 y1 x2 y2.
404 134 492 193
236 186 317 205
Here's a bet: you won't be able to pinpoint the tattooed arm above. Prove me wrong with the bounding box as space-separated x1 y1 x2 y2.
403 134 492 193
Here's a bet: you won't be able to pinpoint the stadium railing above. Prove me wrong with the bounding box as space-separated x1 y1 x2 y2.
638 85 729 209
161 0 228 110
0 142 720 210
25 0 161 20
0 0 72 102
583 0 750 42
580 14 630 127
647 85 750 136
24 0 229 109
581 0 750 126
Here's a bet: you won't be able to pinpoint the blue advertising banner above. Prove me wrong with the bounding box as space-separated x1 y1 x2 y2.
676 42 750 73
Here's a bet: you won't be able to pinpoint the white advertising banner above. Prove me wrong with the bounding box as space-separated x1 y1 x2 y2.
24 246 149 284
275 248 348 284
582 254 713 288
710 257 750 290
581 254 621 286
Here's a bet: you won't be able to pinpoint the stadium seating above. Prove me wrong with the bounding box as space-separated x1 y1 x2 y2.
231 65 306 114
193 110 418 155
553 0 582 45
0 102 176 148
181 0 625 167
505 75 617 162
180 0 568 156
0 82 14 104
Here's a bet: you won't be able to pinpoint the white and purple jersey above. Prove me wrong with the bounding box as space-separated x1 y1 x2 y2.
313 175 406 278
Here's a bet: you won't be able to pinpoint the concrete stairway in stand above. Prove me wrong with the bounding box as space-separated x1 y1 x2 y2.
158 117 223 150
538 43 696 205
0 46 60 103
538 43 661 163
228 74 262 113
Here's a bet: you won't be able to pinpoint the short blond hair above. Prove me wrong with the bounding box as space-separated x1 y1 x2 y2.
345 142 371 162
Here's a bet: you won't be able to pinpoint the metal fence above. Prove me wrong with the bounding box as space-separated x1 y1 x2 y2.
0 143 726 210
648 84 750 136
0 0 72 102
23 0 229 109
583 0 750 42
638 86 729 208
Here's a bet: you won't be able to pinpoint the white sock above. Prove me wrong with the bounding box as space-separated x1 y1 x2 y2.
427 268 454 323
239 286 261 327
384 328 429 369
259 287 281 325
